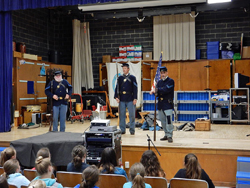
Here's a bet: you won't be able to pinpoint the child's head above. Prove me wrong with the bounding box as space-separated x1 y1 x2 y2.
184 153 202 179
3 159 20 178
72 145 87 168
129 163 146 188
80 165 99 188
28 180 46 188
98 147 117 174
140 150 162 176
35 156 53 176
0 176 8 188
36 147 51 160
0 147 16 166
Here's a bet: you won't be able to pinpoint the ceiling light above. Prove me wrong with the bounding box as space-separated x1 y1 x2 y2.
207 0 231 4
78 0 206 12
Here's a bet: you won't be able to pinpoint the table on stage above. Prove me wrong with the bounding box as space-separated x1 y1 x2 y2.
10 132 84 167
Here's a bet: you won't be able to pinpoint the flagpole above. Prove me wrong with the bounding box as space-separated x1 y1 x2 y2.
153 51 163 142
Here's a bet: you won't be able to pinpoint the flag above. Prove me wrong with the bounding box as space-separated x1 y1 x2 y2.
151 52 162 91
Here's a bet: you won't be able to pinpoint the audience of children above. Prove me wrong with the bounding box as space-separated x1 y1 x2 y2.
98 147 128 181
28 180 46 188
123 162 152 188
3 159 30 188
67 145 89 173
74 165 99 188
173 153 215 188
0 147 16 167
140 150 166 178
33 156 63 188
1 145 215 188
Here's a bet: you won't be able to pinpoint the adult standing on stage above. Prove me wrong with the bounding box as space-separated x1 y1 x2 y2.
45 70 72 132
114 63 138 135
150 66 174 143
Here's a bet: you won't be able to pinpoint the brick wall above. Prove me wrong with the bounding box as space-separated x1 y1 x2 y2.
12 8 72 65
89 17 153 86
196 9 250 58
12 9 55 62
12 7 250 86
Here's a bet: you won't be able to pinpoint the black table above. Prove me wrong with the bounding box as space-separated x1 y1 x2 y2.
10 132 84 167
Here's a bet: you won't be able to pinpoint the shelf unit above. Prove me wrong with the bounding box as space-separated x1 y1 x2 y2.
229 88 250 124
210 100 230 124
141 91 211 122
175 91 210 122
141 91 175 121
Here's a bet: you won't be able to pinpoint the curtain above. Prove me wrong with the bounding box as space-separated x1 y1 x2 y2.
72 19 94 94
153 13 196 61
0 11 12 132
0 0 123 11
81 22 94 90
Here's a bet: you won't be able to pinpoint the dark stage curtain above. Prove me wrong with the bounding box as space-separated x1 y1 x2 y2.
0 11 12 132
0 0 123 11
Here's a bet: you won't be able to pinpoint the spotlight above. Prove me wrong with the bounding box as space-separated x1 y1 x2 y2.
207 0 231 4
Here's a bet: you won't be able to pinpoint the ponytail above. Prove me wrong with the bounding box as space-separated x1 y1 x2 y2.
184 153 202 179
72 145 86 169
79 165 99 188
0 147 16 166
129 163 146 188
132 173 145 188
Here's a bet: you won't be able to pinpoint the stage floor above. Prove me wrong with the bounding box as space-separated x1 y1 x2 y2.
1 118 250 151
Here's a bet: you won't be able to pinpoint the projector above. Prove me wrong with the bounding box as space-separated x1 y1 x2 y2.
90 119 110 127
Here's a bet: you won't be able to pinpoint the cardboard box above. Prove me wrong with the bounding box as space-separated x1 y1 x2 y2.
119 46 127 51
23 53 38 60
102 55 112 63
143 52 152 60
242 46 250 58
195 119 211 131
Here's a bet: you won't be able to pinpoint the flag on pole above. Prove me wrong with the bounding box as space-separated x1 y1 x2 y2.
151 52 163 91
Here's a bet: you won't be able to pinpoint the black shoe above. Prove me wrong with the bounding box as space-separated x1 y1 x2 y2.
130 132 135 135
160 136 168 141
122 132 126 134
168 137 173 143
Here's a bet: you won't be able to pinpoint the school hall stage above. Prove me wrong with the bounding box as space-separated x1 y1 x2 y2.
1 118 250 187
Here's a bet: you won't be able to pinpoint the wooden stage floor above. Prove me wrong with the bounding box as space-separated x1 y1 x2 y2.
1 118 250 187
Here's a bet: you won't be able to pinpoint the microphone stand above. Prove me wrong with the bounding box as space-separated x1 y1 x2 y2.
147 134 161 156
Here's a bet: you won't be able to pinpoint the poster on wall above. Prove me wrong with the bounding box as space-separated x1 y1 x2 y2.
106 62 142 108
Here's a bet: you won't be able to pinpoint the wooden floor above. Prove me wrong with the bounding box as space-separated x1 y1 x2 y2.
1 118 250 187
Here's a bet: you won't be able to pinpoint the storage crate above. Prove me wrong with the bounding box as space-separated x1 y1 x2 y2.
237 171 250 188
207 41 219 60
237 157 250 172
195 119 211 131
178 114 209 122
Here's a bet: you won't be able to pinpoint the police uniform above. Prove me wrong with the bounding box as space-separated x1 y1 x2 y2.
114 63 138 135
45 71 72 132
156 66 174 142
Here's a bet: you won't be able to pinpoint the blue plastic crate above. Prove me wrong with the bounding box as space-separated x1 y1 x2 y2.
196 49 201 59
207 53 219 60
237 157 250 172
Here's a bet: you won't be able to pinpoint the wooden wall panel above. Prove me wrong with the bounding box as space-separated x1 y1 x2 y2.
180 61 208 91
142 62 151 91
209 60 231 90
122 146 249 187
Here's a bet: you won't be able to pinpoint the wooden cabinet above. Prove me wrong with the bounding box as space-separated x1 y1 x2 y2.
13 57 72 114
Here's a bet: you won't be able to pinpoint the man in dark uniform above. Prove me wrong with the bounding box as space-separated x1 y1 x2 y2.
114 63 138 135
45 70 72 132
150 66 175 143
